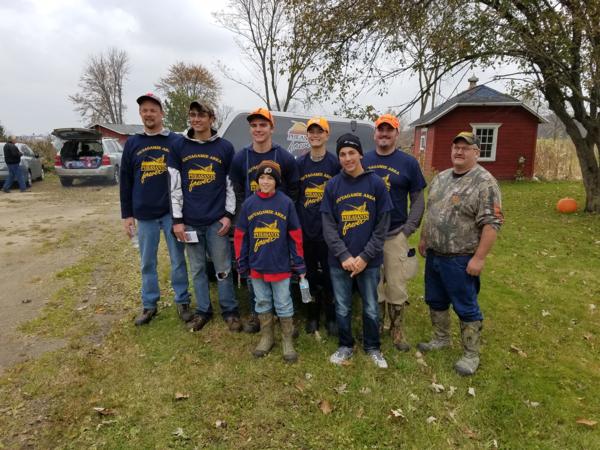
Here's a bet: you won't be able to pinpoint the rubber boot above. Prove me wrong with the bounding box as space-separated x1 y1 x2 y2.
454 320 482 376
305 301 319 334
388 303 410 352
252 313 274 358
244 313 260 334
417 308 451 352
280 317 298 363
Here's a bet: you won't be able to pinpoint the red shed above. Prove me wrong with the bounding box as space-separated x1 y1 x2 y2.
89 123 144 146
410 78 545 180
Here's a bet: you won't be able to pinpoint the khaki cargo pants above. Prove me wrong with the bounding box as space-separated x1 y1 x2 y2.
377 232 419 306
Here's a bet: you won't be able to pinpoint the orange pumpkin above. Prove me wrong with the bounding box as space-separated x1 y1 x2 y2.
556 197 578 213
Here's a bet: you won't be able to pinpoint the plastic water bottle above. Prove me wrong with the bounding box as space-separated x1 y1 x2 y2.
299 278 313 303
129 225 139 249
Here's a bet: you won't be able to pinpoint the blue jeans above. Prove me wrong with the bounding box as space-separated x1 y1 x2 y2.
137 214 189 309
424 252 483 322
2 164 26 192
185 222 238 318
330 267 381 351
251 277 294 318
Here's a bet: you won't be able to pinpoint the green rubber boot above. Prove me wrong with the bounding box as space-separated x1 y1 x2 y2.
388 303 410 352
252 313 274 358
280 317 298 363
454 320 482 376
417 308 451 352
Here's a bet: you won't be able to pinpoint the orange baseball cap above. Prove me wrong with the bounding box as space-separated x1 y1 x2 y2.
247 107 274 125
306 116 330 133
375 114 400 129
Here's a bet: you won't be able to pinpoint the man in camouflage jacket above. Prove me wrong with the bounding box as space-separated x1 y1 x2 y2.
418 131 503 376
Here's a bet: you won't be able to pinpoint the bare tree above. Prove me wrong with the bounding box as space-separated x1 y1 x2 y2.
69 48 129 124
154 62 221 131
214 0 322 111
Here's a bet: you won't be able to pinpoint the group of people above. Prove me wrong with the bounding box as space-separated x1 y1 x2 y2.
119 92 503 376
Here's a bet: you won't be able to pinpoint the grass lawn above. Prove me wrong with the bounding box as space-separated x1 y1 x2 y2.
1 181 599 449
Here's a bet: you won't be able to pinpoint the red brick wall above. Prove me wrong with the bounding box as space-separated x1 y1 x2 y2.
428 106 538 180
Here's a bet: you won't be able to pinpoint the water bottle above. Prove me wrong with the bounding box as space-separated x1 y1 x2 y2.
299 277 313 303
129 225 139 249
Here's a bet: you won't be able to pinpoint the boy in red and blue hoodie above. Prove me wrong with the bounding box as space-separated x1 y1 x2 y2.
234 160 305 363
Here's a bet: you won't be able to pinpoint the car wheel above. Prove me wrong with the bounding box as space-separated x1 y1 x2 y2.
26 170 33 187
39 167 45 181
111 166 119 185
60 177 73 187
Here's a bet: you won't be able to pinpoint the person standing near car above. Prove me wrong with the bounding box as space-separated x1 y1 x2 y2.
362 114 426 352
321 134 393 368
418 132 503 376
229 108 300 333
120 93 190 326
2 136 27 193
168 100 242 332
296 117 340 336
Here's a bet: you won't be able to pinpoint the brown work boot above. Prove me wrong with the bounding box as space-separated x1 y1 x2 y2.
280 317 298 363
225 315 242 332
388 303 410 352
134 308 157 326
243 314 260 333
253 313 274 358
454 320 482 376
417 308 451 352
187 314 211 332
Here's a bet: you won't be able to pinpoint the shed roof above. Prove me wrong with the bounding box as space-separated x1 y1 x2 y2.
410 85 545 127
90 123 145 135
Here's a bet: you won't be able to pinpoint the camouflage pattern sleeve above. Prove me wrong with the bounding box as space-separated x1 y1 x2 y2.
475 179 504 231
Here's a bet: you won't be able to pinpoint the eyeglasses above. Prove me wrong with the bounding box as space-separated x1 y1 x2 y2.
188 112 210 119
452 144 477 152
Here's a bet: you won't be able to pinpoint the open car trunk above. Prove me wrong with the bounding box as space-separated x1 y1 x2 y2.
59 140 104 169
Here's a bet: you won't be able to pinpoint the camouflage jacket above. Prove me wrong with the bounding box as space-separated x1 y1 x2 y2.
423 165 503 254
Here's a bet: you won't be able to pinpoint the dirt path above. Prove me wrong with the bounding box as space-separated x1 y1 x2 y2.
0 177 121 375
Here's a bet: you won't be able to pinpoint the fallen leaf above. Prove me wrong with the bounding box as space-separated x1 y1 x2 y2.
448 386 457 398
76 305 88 311
589 304 597 313
305 372 313 380
318 399 333 415
463 427 479 439
333 383 348 395
576 418 597 427
359 387 371 395
389 408 406 420
509 344 528 358
430 382 445 393
468 387 476 397
174 392 189 400
541 310 550 317
92 407 115 416
524 400 540 408
426 416 437 424
172 427 189 439
295 382 306 393
416 357 428 367
414 351 423 359
409 393 419 401
215 420 227 428
492 439 499 448
356 407 364 418
583 333 593 341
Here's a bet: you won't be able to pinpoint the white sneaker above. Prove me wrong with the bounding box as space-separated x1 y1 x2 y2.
329 346 353 365
368 350 388 369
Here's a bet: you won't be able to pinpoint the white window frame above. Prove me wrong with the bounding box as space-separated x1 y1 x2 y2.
470 123 502 162
419 128 427 151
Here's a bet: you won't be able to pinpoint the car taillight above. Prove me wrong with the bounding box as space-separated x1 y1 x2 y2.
54 154 62 167
101 155 111 166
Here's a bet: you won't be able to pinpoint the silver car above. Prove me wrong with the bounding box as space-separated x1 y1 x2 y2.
52 128 123 187
0 142 45 187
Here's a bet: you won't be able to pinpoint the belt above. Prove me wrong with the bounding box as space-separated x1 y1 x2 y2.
429 250 473 257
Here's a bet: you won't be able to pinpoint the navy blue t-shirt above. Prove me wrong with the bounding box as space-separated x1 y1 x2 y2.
362 149 426 230
229 144 299 199
168 137 234 227
120 132 182 220
296 152 340 241
320 171 393 268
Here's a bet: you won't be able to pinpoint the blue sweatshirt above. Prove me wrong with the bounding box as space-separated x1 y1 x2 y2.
320 170 392 269
234 190 305 279
296 151 340 241
120 130 182 220
167 129 236 227
362 149 426 230
229 144 300 205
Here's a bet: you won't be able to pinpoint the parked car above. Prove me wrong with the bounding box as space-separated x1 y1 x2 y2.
52 128 123 186
0 142 45 187
219 110 376 156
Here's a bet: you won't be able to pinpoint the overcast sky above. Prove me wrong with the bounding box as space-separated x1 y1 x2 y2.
0 0 508 136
